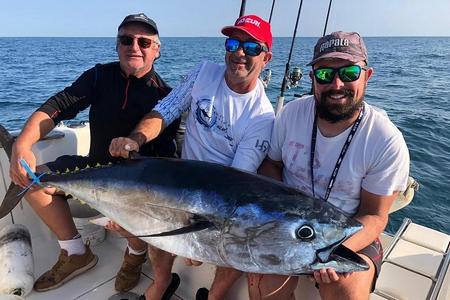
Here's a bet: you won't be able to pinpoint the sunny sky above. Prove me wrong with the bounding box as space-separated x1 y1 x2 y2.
1 0 449 37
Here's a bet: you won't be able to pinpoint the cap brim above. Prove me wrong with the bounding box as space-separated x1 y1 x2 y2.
119 21 158 34
307 52 366 66
221 26 263 43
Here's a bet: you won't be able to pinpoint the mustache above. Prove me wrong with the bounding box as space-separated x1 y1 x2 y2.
322 89 354 98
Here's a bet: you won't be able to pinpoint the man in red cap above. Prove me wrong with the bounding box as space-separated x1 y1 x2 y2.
109 14 275 300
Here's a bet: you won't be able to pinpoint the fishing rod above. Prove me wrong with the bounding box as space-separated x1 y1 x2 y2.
274 0 304 115
268 0 276 23
323 0 333 36
239 0 246 17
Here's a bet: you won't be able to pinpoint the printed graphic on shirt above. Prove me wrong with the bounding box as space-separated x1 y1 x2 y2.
194 98 233 148
255 139 270 152
196 99 217 128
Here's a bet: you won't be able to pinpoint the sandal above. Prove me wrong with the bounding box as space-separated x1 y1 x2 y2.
162 273 181 300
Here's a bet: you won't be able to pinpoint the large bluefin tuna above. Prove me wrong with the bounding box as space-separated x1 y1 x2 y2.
35 158 367 274
0 123 368 274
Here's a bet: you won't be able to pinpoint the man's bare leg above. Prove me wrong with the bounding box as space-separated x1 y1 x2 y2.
25 165 78 240
248 273 298 300
207 267 243 300
145 245 176 299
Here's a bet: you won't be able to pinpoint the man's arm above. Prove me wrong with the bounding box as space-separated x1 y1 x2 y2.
109 63 202 159
312 188 398 284
109 111 165 158
343 188 398 252
257 156 283 181
10 111 56 187
231 111 275 172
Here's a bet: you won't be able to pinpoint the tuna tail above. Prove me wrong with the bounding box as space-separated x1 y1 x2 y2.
0 124 23 219
0 184 24 219
0 124 14 160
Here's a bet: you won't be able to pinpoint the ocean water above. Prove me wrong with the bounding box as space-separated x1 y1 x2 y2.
0 37 448 235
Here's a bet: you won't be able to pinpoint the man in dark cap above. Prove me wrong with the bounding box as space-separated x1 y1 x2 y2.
9 13 180 292
258 31 410 299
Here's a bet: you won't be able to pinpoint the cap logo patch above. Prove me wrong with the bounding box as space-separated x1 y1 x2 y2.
237 17 261 28
319 38 349 53
135 14 148 21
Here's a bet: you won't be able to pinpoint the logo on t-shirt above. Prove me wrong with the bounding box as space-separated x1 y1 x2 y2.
196 98 217 128
255 139 270 152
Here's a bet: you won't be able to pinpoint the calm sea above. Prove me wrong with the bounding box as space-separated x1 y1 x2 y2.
0 37 449 234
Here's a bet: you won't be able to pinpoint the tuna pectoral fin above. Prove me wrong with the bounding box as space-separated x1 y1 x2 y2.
0 124 14 160
135 220 213 238
0 183 24 219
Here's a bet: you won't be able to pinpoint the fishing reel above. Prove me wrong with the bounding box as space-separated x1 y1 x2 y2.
259 68 272 89
286 66 303 89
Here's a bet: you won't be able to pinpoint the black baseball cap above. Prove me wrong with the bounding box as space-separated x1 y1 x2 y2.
118 13 158 34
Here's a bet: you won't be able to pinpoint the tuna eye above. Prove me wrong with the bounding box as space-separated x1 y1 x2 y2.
296 225 315 240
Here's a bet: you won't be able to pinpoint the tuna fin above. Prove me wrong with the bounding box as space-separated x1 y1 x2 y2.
134 220 214 238
0 124 14 160
0 183 23 219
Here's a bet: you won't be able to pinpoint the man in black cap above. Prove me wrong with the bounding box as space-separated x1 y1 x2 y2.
9 13 180 293
258 31 409 299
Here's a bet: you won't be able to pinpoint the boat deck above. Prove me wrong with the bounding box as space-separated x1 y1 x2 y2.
19 207 450 300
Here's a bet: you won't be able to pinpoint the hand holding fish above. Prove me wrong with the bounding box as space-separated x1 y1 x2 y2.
105 220 127 234
10 145 36 188
310 268 351 284
109 137 139 158
184 258 203 267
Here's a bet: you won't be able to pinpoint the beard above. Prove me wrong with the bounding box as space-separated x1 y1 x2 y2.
315 89 364 123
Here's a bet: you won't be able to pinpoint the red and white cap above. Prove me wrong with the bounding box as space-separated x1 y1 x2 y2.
221 15 273 51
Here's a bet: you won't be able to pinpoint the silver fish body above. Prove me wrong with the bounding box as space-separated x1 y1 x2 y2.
40 157 369 275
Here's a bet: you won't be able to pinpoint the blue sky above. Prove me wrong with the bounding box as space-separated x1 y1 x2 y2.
1 0 449 37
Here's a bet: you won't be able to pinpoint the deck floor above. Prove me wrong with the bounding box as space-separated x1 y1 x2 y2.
25 229 185 300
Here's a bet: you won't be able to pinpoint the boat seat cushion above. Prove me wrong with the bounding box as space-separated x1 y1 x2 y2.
375 262 433 299
402 223 450 253
386 239 443 278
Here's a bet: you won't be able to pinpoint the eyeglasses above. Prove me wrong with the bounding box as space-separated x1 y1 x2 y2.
225 38 268 56
313 65 368 84
118 35 157 49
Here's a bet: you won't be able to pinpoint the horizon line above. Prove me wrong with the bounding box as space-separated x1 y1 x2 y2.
1 35 449 38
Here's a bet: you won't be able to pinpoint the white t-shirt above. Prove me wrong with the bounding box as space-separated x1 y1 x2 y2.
155 61 275 172
268 95 410 215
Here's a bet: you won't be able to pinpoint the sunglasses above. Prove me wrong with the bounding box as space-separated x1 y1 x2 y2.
225 38 268 56
313 65 368 84
118 35 156 49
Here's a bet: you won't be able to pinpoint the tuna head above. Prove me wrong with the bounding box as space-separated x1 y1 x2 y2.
219 200 369 275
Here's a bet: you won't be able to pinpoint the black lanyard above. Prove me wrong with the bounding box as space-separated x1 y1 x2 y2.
310 105 365 201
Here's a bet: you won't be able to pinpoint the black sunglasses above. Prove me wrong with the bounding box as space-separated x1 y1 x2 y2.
313 65 368 84
118 35 157 49
225 38 268 56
